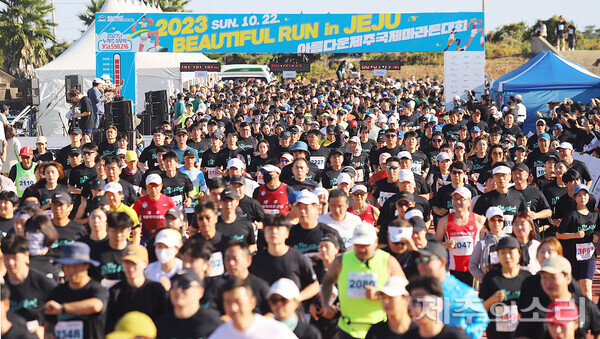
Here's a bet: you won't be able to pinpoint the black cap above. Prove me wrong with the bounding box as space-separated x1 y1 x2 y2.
320 235 341 248
287 125 300 133
543 153 559 163
408 216 427 232
331 148 344 156
165 208 184 221
183 149 196 158
211 131 224 140
340 166 357 178
418 241 448 261
279 131 291 139
397 191 414 203
69 147 81 156
90 195 109 209
90 178 106 190
334 125 345 134
52 192 72 205
216 121 225 127
220 187 239 200
171 269 204 287
497 236 521 250
512 162 529 173
229 175 246 185
175 128 188 135
1 104 9 112
70 127 82 135
377 134 385 142
326 125 336 134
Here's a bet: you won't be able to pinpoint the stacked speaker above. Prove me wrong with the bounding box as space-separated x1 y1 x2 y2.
21 79 40 106
65 75 83 103
105 100 134 132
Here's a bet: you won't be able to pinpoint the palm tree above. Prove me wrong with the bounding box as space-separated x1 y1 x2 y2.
0 0 56 78
79 0 191 27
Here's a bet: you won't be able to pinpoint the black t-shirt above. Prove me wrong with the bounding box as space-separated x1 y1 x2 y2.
139 145 161 170
553 193 596 219
570 159 592 183
294 320 322 339
558 209 599 263
542 182 568 214
216 216 256 245
160 171 194 208
280 161 321 183
156 307 223 339
98 141 118 157
49 221 88 258
468 153 489 176
27 184 70 207
89 240 126 282
365 320 418 339
0 216 14 236
287 223 346 255
479 269 532 339
378 194 431 244
442 123 461 140
69 164 97 188
79 96 94 129
29 255 62 282
374 178 399 206
216 147 244 169
250 247 318 289
119 169 143 192
409 150 430 174
200 148 221 168
238 195 265 222
502 124 522 139
247 155 272 174
432 184 478 211
321 168 341 189
383 248 419 280
33 150 55 163
404 325 468 339
1 321 36 339
5 268 57 326
308 146 331 171
56 145 81 168
47 279 109 339
107 279 169 332
524 149 558 178
188 138 211 155
190 231 230 256
473 189 527 231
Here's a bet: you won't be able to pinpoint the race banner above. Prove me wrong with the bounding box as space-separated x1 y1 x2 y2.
95 12 485 54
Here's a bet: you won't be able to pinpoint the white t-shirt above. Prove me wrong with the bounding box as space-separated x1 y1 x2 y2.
317 212 363 249
209 314 297 339
144 258 182 282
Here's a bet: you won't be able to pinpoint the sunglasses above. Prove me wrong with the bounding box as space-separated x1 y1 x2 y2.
385 134 396 138
147 183 161 188
433 139 443 142
352 192 366 196
415 255 439 265
451 171 464 175
83 151 95 155
386 165 399 170
171 279 198 291
396 201 411 207
281 159 290 163
196 214 214 221
490 217 504 222
268 296 289 305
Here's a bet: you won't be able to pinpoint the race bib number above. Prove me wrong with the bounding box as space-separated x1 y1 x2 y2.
101 278 120 288
208 252 224 277
310 156 326 170
207 167 219 179
185 199 197 214
379 192 394 206
18 176 35 191
490 251 499 265
264 209 279 215
450 235 474 256
356 169 365 183
536 166 545 178
55 320 84 339
503 215 514 234
347 272 378 298
576 242 595 261
411 163 421 175
171 195 183 207
495 304 519 332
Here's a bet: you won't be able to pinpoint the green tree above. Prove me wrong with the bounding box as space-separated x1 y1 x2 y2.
49 40 73 59
0 0 56 78
79 0 191 27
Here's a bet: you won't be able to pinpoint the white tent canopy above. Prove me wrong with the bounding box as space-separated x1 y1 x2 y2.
35 0 214 136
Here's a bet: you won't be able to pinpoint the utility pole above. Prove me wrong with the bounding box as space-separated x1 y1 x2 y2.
482 0 485 12
51 0 56 38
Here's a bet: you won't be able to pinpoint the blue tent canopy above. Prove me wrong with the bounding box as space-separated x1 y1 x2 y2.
490 51 600 132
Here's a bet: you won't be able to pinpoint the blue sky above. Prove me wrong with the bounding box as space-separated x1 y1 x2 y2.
51 0 599 42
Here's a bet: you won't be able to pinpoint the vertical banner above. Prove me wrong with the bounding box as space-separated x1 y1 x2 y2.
96 51 136 107
444 51 485 109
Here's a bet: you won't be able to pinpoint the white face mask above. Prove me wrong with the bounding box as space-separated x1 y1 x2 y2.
26 232 47 256
155 248 177 264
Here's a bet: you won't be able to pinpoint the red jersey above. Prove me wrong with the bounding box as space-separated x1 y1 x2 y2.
256 183 290 216
348 204 376 225
132 194 176 237
446 212 479 272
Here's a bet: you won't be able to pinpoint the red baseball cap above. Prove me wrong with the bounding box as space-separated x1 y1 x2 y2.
545 299 579 326
349 120 358 128
19 147 33 157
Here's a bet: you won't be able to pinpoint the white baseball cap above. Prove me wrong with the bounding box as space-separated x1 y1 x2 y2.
116 149 127 156
104 182 123 194
337 173 353 185
557 142 573 150
314 187 328 199
294 191 319 205
154 228 182 248
379 152 392 165
485 206 504 219
398 151 412 160
227 158 245 169
436 152 452 162
452 187 472 199
379 276 409 297
146 173 162 186
261 164 281 174
453 95 461 101
351 185 368 194
404 209 424 220
398 169 414 184
492 165 511 175
267 278 300 301
352 222 378 245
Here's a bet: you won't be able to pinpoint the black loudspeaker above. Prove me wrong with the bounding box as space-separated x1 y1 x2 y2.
21 78 40 106
105 100 134 132
137 113 152 135
145 90 168 116
65 75 83 103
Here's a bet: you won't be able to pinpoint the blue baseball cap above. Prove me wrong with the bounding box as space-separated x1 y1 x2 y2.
343 104 352 110
552 124 563 131
288 191 303 204
538 133 551 141
397 130 405 139
432 125 442 133
470 126 481 133
290 141 311 155
55 242 100 266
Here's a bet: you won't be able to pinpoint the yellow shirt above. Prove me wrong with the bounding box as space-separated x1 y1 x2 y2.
111 203 140 226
